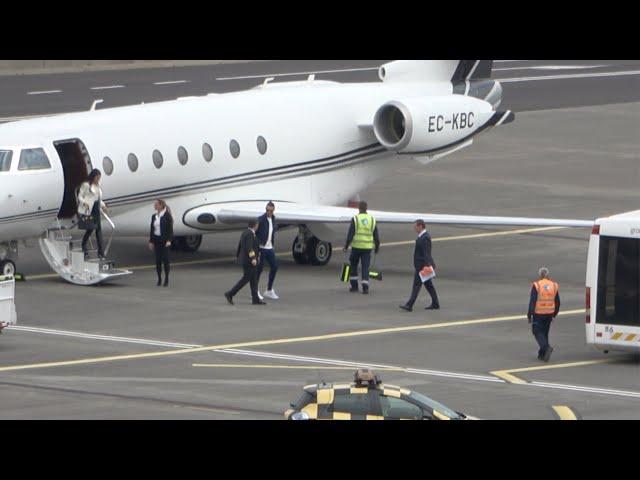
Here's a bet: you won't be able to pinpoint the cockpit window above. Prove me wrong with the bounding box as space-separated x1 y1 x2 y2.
18 148 51 171
0 150 12 172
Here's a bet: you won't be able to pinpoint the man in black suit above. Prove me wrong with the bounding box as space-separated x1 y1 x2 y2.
400 219 440 312
225 220 266 305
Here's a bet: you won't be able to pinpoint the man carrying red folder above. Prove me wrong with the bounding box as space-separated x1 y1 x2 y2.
400 219 440 312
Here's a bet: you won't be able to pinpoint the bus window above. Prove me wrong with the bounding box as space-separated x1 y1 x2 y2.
597 236 640 326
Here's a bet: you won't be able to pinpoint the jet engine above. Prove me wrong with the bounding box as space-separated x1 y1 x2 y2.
372 95 497 154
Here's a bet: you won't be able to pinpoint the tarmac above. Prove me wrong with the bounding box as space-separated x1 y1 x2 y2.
2 60 640 419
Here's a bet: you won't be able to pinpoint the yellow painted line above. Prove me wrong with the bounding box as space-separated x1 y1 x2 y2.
382 226 568 247
192 364 405 371
0 308 585 374
625 334 636 341
491 358 616 384
611 332 623 340
491 370 528 384
552 405 578 420
26 226 569 280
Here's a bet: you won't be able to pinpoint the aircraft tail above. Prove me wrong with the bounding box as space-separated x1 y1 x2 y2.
450 60 493 82
379 60 494 84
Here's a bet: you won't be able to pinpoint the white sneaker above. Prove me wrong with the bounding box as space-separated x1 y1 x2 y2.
264 289 279 300
257 291 264 301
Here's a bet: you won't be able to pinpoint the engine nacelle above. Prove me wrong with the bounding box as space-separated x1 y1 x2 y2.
373 96 495 154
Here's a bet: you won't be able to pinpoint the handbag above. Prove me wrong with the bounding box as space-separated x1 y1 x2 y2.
77 214 96 231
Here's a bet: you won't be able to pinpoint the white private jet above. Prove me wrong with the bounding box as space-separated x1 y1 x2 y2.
0 60 593 285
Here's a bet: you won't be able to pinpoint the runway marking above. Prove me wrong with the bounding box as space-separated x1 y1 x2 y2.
216 67 379 81
494 65 607 72
383 226 568 247
25 254 241 280
218 348 503 382
192 364 406 371
7 325 199 349
500 69 640 83
0 309 584 373
25 226 571 281
491 358 617 384
27 90 62 95
90 85 125 90
552 405 579 420
154 80 190 85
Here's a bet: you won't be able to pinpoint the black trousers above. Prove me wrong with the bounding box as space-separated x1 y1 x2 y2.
229 264 259 302
407 271 439 308
349 248 372 287
152 236 170 280
81 203 104 256
532 315 553 358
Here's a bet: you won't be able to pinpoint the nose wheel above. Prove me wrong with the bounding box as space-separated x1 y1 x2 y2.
0 259 16 277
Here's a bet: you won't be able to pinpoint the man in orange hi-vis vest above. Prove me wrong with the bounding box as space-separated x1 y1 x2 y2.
527 267 561 362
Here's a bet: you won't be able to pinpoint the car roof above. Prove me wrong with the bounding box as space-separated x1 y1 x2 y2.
303 382 410 394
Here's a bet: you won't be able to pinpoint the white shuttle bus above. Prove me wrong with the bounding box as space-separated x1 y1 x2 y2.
586 210 640 352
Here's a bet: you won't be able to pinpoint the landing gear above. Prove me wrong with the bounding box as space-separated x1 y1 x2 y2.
0 259 16 277
0 241 18 277
291 226 332 266
173 235 203 253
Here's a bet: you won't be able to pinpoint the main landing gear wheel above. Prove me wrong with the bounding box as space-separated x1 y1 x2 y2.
292 237 309 265
0 259 16 277
173 235 203 253
308 238 332 266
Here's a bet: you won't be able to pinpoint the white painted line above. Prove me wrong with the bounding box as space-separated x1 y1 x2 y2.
27 90 62 95
530 381 640 399
494 65 607 72
216 67 379 81
500 69 640 83
220 348 503 383
7 325 199 349
154 80 190 85
90 85 125 90
9 324 640 400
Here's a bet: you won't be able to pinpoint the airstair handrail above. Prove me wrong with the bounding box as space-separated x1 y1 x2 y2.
101 211 116 257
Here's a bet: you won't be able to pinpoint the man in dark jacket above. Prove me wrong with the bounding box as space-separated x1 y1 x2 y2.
400 219 440 312
256 201 279 300
225 220 266 306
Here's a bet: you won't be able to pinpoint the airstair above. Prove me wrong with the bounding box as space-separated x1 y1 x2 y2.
39 213 132 286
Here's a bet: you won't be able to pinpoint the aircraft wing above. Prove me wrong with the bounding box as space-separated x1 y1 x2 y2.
183 202 594 230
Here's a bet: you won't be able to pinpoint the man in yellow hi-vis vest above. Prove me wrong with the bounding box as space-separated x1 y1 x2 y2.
527 267 561 362
343 201 380 294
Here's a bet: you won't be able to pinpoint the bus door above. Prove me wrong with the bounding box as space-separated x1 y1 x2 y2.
595 235 640 348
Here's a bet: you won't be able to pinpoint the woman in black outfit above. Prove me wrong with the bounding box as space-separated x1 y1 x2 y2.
148 199 174 287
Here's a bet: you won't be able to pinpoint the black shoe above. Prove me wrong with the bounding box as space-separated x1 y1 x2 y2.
349 287 359 293
163 280 169 287
543 346 554 362
157 279 162 287
252 300 267 305
425 304 440 310
362 286 369 295
399 304 413 312
224 292 234 305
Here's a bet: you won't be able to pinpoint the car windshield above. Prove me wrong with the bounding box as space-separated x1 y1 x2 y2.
409 391 462 419
291 390 315 410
